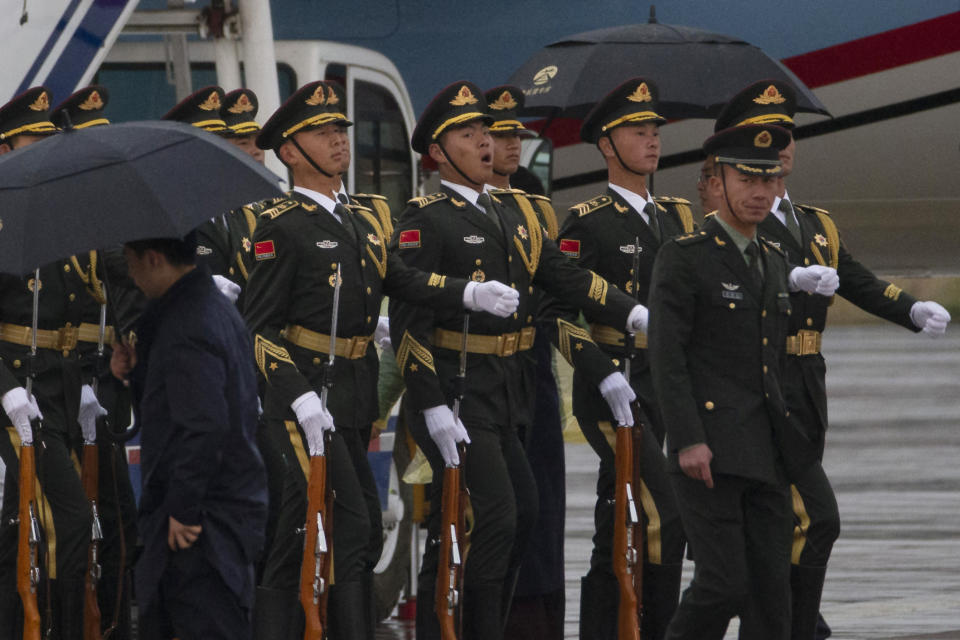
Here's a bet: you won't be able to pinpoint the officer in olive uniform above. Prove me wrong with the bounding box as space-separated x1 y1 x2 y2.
482 85 567 638
51 85 139 639
648 124 815 640
714 79 952 640
389 81 645 640
0 87 93 639
555 78 693 640
163 87 253 293
243 80 518 640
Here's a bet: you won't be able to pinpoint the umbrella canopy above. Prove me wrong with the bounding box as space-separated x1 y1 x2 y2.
0 120 283 274
508 21 830 120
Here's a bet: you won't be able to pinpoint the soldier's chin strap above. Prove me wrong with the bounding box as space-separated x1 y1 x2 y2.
437 141 485 189
605 133 648 177
289 135 337 179
719 165 750 227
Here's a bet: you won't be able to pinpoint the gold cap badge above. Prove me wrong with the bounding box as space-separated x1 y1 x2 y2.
626 83 652 103
199 91 221 111
488 91 518 111
326 85 340 105
79 91 104 111
228 94 254 114
449 85 478 106
305 86 327 106
754 130 772 148
754 85 786 105
29 91 50 112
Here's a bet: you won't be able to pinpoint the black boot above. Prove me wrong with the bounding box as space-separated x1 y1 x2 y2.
790 565 828 640
641 563 682 640
252 586 299 640
814 612 832 640
327 581 368 640
579 573 617 640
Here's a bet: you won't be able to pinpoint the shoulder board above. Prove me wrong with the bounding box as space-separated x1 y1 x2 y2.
675 231 709 245
407 192 449 208
525 193 552 203
344 202 374 214
654 196 692 205
258 198 300 220
793 203 830 216
351 192 387 201
704 210 717 219
569 195 613 217
760 236 785 256
488 187 524 195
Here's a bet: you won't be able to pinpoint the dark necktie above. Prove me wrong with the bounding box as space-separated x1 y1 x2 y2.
337 193 349 205
333 202 358 243
745 242 763 290
779 198 801 245
477 192 502 232
643 202 660 242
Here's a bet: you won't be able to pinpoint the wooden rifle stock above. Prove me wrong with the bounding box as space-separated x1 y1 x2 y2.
81 443 103 640
435 444 467 640
300 443 333 640
613 422 641 640
17 443 41 640
629 402 645 622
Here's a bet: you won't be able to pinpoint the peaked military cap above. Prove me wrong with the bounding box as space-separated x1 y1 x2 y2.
485 85 535 137
0 86 58 142
580 77 667 144
221 89 260 137
256 81 352 150
162 86 227 133
703 124 789 176
714 79 797 132
411 81 493 154
52 85 109 129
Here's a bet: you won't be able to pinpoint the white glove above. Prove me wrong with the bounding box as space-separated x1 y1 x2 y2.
423 405 471 466
789 265 839 296
598 372 636 426
374 315 391 349
2 387 42 445
291 391 335 456
910 300 951 337
464 281 520 318
212 274 241 304
78 384 107 444
626 304 649 334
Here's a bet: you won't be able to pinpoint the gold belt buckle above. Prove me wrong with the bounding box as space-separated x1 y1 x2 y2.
348 336 369 359
518 327 535 350
57 326 79 350
800 330 818 355
498 332 519 357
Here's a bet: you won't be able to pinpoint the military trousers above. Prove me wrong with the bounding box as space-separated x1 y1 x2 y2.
409 407 538 640
665 473 792 640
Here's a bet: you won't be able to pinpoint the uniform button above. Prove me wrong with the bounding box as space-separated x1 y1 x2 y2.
762 309 767 318
806 317 813 326
513 312 518 320
12 359 20 369
508 256 513 262
63 264 71 272
313 357 321 366
526 315 533 323
785 410 791 417
528 286 533 294
804 258 810 266
704 401 714 411
765 392 770 399
511 283 516 288
361 259 366 267
68 293 76 302
229 267 235 275
728 303 735 309
763 365 769 374
366 287 372 294
366 316 372 323
475 259 482 266
763 337 768 346
62 350 70 357
331 263 337 269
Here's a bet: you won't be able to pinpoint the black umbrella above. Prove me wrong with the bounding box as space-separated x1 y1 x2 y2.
0 120 283 274
507 14 830 120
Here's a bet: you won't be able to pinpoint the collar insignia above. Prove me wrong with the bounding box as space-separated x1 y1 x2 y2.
614 202 629 214
306 86 327 106
714 235 726 247
29 91 49 112
228 94 254 114
626 82 652 103
814 233 828 247
464 235 485 244
198 92 221 111
488 91 518 111
517 224 528 240
754 85 787 105
79 91 104 111
450 85 478 106
450 198 467 208
317 240 338 249
722 282 740 291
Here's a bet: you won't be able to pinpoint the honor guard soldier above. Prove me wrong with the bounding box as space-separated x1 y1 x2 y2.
648 124 818 640
221 88 266 165
162 87 250 299
389 81 646 640
0 87 93 639
243 80 519 640
555 78 692 640
714 79 952 640
482 85 567 638
51 85 139 639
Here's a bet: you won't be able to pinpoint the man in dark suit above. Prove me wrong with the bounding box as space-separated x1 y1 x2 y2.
648 124 831 640
110 232 267 640
714 80 952 640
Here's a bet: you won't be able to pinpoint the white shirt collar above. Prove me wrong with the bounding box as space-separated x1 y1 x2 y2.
441 179 484 210
608 182 655 224
293 185 340 221
771 188 793 226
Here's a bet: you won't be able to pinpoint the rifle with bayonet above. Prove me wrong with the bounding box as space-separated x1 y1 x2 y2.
436 314 470 640
613 238 645 640
300 265 339 640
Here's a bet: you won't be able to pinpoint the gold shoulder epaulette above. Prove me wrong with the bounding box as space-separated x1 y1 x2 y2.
704 210 717 219
654 196 692 205
344 202 374 214
794 203 830 216
525 193 552 203
258 198 300 220
407 192 448 208
488 187 524 195
675 231 708 245
352 192 387 201
570 195 612 217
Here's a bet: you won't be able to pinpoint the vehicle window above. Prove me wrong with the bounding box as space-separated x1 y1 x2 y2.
353 79 412 211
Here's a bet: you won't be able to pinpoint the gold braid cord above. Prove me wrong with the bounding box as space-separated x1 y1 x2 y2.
356 210 388 280
254 334 296 380
532 197 559 241
70 251 106 304
396 331 436 374
812 211 840 268
510 195 543 278
556 318 596 365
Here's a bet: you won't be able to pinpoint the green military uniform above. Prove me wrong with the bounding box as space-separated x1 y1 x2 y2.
389 80 638 640
244 80 476 640
649 124 806 640
715 79 926 640
555 78 692 640
0 85 92 640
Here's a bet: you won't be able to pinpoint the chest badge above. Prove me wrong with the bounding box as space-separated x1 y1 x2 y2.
196 245 213 255
316 240 338 249
814 233 828 247
619 244 639 254
367 233 380 245
463 235 485 245
722 282 740 291
242 237 252 252
471 269 486 282
517 224 528 240
721 282 743 300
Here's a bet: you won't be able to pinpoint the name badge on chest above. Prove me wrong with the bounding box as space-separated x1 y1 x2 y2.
721 282 743 300
316 240 338 249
